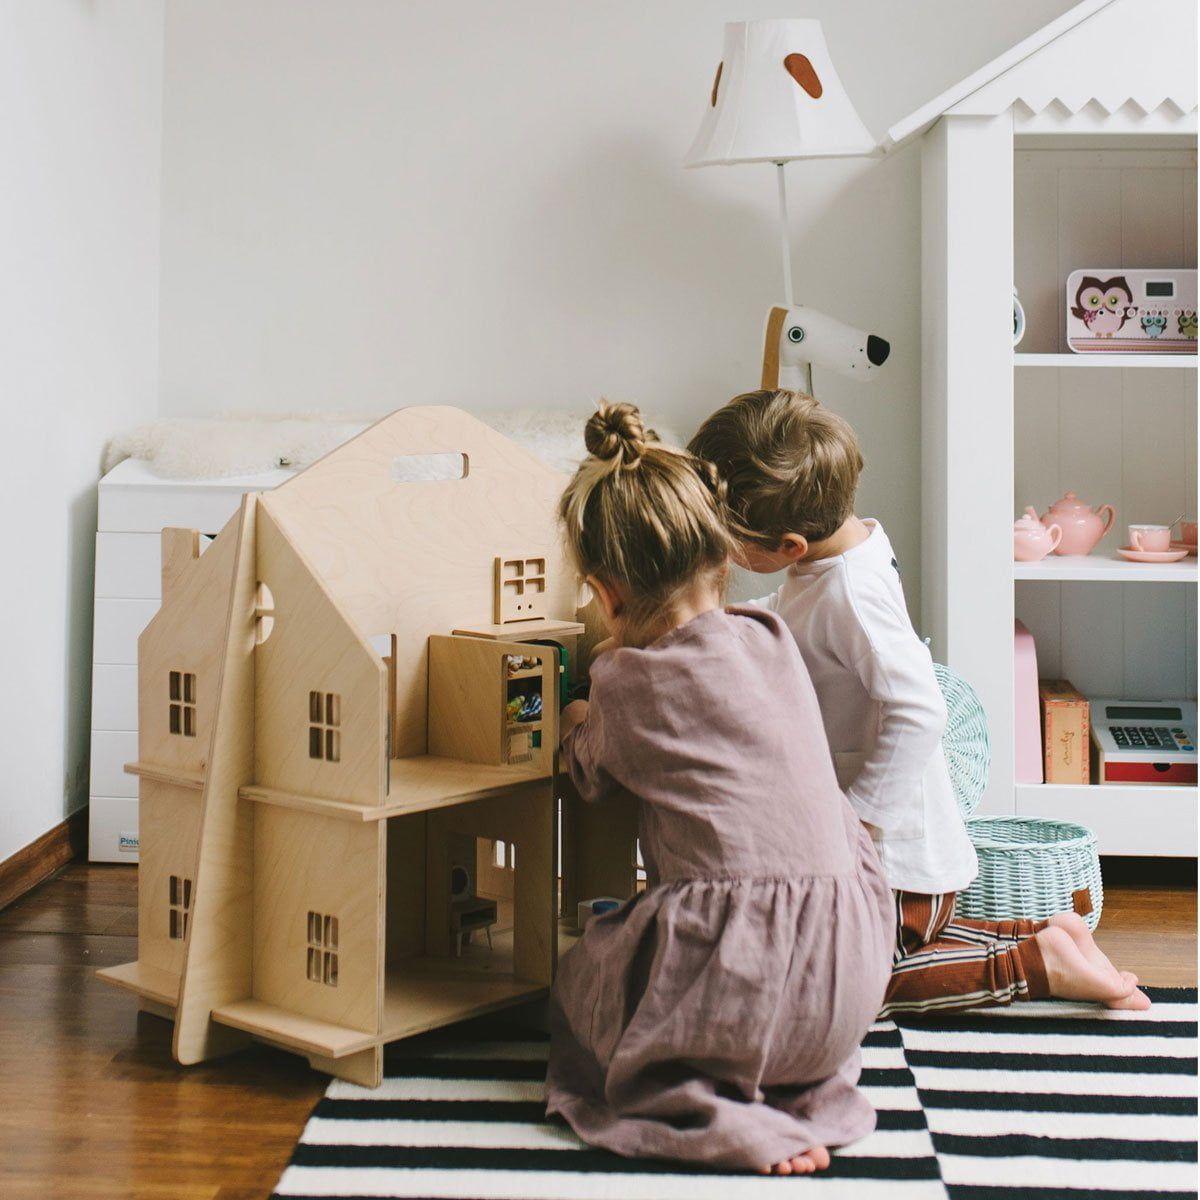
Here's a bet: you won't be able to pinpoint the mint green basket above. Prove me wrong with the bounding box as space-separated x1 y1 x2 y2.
934 663 1104 931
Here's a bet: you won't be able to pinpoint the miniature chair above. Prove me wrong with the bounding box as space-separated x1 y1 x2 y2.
935 662 1104 931
450 896 498 956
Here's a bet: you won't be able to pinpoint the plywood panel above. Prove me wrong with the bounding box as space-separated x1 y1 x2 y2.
137 780 204 982
137 511 241 775
253 805 384 1034
255 502 387 805
174 496 258 1065
385 812 427 965
261 408 578 758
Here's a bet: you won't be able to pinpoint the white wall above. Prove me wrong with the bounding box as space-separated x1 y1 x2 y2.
0 3 162 862
159 0 1080 616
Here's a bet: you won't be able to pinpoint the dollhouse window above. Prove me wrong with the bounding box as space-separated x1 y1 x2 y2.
168 875 192 939
168 671 197 737
308 691 341 762
306 911 338 986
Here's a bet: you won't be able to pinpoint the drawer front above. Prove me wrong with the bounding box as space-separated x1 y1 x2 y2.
93 598 159 664
88 796 141 863
89 730 139 797
100 484 256 536
94 533 162 599
91 664 138 730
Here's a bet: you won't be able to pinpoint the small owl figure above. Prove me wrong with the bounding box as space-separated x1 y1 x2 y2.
1140 313 1167 338
1072 276 1133 337
1179 310 1198 339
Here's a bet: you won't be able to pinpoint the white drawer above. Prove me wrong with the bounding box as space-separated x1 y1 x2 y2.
91 664 138 730
98 461 293 533
89 729 138 797
94 532 162 599
93 598 160 664
88 796 140 863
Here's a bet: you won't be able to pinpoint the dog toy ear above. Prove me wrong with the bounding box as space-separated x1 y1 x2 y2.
761 306 788 390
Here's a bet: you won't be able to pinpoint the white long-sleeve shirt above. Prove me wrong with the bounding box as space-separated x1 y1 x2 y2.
754 520 978 894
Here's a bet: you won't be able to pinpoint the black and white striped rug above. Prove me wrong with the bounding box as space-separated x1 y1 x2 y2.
272 987 1196 1199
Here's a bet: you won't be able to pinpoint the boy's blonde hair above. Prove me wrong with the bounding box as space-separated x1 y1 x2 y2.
559 402 734 643
687 389 863 548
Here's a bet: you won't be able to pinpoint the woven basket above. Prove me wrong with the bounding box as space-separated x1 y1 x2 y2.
934 663 1104 931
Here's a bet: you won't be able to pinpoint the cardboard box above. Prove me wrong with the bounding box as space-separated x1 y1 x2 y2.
1039 679 1090 785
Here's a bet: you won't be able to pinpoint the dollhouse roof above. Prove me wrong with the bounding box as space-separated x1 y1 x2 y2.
883 0 1198 151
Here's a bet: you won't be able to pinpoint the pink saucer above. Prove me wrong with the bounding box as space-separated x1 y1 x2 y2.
1117 546 1190 564
1170 540 1198 557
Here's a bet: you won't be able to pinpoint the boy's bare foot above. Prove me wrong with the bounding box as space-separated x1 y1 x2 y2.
1044 914 1150 1008
760 1146 831 1175
1036 926 1151 1010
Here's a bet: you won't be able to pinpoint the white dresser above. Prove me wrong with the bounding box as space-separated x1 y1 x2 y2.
89 459 294 861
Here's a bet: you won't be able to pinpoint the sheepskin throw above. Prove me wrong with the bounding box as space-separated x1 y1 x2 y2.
104 410 681 480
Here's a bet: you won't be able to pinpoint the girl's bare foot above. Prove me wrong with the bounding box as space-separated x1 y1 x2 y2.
1036 926 1150 1010
1044 914 1150 1009
760 1146 831 1175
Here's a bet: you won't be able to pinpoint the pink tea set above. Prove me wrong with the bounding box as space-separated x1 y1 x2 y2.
1013 491 1196 564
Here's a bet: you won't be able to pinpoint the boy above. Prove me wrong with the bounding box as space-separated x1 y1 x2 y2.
690 389 1147 1014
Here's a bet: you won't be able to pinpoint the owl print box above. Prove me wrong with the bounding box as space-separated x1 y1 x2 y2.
1067 268 1197 355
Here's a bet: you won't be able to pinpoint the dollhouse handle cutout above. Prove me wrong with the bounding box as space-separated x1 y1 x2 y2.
389 453 469 483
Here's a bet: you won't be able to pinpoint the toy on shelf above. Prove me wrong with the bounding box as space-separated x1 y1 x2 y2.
95 406 639 1089
1066 268 1197 354
760 304 890 394
1013 508 1060 562
1038 491 1115 556
1090 698 1197 786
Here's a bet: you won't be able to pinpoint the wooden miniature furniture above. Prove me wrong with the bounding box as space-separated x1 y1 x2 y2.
96 406 621 1087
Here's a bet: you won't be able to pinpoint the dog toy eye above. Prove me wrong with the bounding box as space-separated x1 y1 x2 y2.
787 326 805 343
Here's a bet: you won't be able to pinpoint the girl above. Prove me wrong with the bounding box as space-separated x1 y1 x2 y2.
545 403 894 1176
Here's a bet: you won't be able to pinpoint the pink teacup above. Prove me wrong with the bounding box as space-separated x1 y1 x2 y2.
1129 524 1171 552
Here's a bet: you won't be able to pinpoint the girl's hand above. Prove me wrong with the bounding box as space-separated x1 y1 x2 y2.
560 700 589 744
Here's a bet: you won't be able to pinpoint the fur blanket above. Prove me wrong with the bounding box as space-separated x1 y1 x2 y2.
104 410 681 480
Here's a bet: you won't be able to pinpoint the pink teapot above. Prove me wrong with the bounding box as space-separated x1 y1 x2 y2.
1014 508 1061 562
1040 491 1116 556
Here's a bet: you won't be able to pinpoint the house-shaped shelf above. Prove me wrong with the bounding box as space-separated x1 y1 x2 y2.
98 406 592 1086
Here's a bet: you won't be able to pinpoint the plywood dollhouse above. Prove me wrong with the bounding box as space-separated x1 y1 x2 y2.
882 0 1197 855
97 406 639 1087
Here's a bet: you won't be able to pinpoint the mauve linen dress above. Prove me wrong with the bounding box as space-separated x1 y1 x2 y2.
545 606 893 1170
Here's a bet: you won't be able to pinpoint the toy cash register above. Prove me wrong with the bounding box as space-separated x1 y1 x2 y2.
1090 698 1197 785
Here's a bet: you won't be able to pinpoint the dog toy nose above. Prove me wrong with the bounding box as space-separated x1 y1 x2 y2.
866 334 890 366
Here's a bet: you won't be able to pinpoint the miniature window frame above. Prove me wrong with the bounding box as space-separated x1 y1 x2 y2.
308 691 341 762
169 670 197 737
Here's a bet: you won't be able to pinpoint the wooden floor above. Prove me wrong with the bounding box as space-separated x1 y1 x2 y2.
0 862 1194 1199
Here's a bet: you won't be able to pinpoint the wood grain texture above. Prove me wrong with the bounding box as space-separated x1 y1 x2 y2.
261 407 577 758
0 862 1193 1197
173 496 258 1066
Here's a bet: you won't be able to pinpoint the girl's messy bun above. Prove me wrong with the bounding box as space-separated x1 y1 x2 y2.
584 402 646 468
560 401 735 645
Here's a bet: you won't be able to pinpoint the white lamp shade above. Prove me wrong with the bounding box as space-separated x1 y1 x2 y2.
685 20 876 166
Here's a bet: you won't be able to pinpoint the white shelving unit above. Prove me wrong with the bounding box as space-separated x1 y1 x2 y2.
886 0 1197 856
1016 353 1197 369
1013 555 1197 583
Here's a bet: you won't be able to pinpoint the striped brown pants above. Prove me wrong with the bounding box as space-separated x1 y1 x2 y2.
880 891 1050 1017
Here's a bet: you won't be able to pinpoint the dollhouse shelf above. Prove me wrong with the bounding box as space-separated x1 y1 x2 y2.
1013 556 1197 583
238 754 550 822
124 761 205 790
96 960 180 1008
454 618 585 641
212 966 545 1059
1014 783 1197 856
1015 353 1197 369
